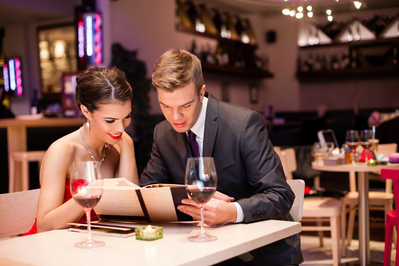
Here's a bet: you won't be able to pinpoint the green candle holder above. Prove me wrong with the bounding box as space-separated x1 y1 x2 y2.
135 225 163 241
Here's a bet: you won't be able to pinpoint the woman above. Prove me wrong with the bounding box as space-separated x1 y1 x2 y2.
23 66 139 235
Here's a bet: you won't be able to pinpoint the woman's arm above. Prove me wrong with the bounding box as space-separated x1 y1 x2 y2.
114 132 139 185
36 141 85 232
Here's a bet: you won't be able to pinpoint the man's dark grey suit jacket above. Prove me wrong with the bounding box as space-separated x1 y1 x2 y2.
140 92 303 265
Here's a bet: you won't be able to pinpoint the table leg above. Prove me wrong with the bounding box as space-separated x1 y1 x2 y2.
357 171 370 266
7 126 27 192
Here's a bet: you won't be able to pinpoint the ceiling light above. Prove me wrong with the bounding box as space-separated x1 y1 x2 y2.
328 15 333 22
307 6 312 11
326 9 332 15
296 12 303 19
307 12 313 18
282 9 290 15
290 10 296 17
354 1 362 9
297 6 303 12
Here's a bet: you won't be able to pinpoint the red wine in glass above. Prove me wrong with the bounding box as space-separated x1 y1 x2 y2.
71 161 104 248
73 195 102 209
345 130 360 165
188 187 216 205
346 142 358 153
185 157 218 242
360 143 371 149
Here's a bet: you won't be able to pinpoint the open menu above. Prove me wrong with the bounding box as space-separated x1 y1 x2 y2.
92 180 192 223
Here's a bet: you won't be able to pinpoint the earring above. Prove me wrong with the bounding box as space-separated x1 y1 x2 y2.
86 121 90 131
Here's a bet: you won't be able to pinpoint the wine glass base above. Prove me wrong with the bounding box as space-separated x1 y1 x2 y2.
188 234 218 242
74 239 105 248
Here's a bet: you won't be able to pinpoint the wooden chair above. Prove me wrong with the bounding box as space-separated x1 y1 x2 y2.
9 151 46 192
287 179 305 222
381 168 399 266
0 189 40 238
343 143 397 248
275 147 296 180
276 147 343 266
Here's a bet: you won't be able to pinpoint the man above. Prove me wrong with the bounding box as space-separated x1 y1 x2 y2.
140 49 303 265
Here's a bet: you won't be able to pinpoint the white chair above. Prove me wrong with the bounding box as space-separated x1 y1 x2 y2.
287 179 305 222
276 147 343 266
0 189 40 238
9 150 46 192
275 147 296 180
343 143 397 248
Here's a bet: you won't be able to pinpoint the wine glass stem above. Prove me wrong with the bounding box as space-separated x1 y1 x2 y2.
200 205 205 237
85 208 92 241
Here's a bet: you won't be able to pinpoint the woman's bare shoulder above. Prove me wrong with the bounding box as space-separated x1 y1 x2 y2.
46 130 81 156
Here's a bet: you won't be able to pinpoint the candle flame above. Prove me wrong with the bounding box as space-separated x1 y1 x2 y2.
147 225 152 230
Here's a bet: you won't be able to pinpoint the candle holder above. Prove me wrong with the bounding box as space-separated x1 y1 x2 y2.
135 225 163 241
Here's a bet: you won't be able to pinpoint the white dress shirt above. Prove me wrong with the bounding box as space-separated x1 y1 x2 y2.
187 96 244 223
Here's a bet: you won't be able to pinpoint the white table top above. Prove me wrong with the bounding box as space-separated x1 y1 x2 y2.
0 220 301 266
312 161 399 172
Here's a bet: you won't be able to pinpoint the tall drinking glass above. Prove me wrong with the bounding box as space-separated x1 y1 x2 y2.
185 157 218 242
360 129 373 163
70 161 104 248
345 130 360 165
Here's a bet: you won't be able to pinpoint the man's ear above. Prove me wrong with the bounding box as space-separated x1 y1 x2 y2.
199 85 206 102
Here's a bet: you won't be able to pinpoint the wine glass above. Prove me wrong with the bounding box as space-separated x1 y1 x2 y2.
70 161 104 248
360 129 373 163
345 130 360 165
185 157 218 242
311 142 325 165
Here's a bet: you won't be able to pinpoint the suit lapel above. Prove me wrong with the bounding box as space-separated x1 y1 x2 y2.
203 93 219 157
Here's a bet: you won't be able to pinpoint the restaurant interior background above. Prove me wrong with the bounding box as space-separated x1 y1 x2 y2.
1 0 399 193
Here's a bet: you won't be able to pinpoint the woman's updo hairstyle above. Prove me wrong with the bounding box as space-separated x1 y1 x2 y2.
75 66 132 113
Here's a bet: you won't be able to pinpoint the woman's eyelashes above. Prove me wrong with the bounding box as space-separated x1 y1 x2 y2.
105 114 131 124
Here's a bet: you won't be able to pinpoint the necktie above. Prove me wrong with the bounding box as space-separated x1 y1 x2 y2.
188 130 200 157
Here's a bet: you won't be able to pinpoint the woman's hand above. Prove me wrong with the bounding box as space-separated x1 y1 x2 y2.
114 132 139 185
111 131 133 152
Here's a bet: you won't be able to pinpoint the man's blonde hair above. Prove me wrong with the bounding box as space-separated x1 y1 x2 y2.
152 49 204 95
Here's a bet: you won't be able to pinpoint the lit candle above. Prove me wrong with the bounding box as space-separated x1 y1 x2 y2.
136 225 163 241
142 225 157 239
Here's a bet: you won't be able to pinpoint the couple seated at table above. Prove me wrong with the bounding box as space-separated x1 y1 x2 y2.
24 50 302 265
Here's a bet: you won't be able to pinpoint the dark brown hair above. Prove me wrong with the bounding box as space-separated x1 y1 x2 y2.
152 49 204 95
75 66 132 113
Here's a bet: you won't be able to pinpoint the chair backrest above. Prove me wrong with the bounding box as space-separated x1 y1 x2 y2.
287 179 305 222
275 147 297 180
381 169 399 216
0 189 40 238
378 143 398 157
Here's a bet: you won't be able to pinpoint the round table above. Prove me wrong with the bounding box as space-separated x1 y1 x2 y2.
312 162 399 266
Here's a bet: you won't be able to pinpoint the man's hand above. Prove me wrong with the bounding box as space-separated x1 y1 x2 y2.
177 198 237 226
213 191 235 202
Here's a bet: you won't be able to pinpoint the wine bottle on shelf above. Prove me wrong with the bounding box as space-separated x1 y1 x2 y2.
350 48 357 68
313 55 321 71
321 55 327 71
221 47 229 66
306 53 314 72
331 54 339 70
